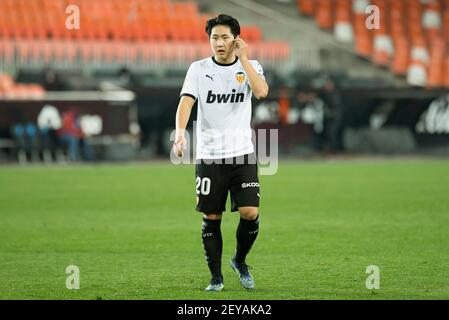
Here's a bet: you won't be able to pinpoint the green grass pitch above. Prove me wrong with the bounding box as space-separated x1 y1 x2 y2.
1 159 448 299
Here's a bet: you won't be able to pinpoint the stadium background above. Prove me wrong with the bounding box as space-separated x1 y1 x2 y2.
0 0 449 300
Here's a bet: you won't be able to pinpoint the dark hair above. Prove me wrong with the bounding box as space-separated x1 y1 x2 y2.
205 14 240 38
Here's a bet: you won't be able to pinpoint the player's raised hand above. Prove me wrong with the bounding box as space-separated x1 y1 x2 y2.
173 135 186 157
234 36 249 60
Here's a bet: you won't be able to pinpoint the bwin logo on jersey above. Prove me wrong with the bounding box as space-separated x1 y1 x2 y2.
241 182 259 188
206 89 244 104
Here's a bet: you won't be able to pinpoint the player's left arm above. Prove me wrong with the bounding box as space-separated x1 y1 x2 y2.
234 36 269 100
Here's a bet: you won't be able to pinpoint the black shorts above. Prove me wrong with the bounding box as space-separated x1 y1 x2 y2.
195 153 260 213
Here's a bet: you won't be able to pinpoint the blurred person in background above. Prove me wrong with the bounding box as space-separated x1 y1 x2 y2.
319 76 344 153
297 89 327 152
37 104 62 162
59 108 93 162
11 115 40 163
43 67 65 91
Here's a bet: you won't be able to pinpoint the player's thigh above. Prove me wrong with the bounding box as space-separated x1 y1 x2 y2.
229 160 260 213
195 161 229 214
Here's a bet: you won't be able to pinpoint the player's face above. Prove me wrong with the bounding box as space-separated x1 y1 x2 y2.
210 25 236 62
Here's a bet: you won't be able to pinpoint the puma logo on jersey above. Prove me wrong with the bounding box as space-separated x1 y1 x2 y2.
206 89 245 104
206 74 214 82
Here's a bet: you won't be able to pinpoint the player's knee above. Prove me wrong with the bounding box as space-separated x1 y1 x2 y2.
203 213 222 220
238 207 259 220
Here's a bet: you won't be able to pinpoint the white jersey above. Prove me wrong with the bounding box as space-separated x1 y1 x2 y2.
180 56 265 160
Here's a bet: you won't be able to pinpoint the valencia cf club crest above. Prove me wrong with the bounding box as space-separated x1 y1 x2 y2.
235 72 245 84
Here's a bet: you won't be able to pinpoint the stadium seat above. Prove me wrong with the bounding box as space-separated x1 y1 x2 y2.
190 24 207 42
410 38 430 66
444 10 449 41
315 0 334 30
352 3 373 56
407 60 427 87
334 0 354 43
355 33 373 57
390 0 406 41
372 34 393 66
296 0 449 89
445 56 449 88
241 26 263 43
427 38 446 88
391 37 409 76
296 0 315 16
427 58 445 88
0 0 290 68
423 1 443 45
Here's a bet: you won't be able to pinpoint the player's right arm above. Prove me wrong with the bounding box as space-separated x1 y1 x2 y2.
173 95 195 157
174 62 198 157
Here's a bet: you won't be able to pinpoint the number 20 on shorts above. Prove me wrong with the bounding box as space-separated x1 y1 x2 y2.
196 177 211 195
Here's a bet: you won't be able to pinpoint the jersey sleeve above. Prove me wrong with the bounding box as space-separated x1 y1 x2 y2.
250 60 265 80
180 63 198 100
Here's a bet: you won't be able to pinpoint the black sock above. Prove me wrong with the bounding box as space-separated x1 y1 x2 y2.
235 215 259 263
201 218 223 280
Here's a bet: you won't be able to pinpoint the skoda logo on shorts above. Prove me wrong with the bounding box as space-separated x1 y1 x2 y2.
241 182 259 188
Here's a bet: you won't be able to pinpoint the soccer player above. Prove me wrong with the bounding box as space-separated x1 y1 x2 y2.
173 14 269 291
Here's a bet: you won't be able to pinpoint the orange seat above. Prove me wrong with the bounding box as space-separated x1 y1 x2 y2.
354 32 373 57
445 57 449 88
373 51 389 66
296 0 315 16
91 23 109 40
315 0 333 30
427 38 446 88
190 24 206 42
0 23 14 39
352 13 366 30
390 0 406 40
427 57 445 88
109 24 126 41
407 59 428 87
335 0 351 23
391 37 410 76
0 0 289 65
241 26 262 43
372 34 392 67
